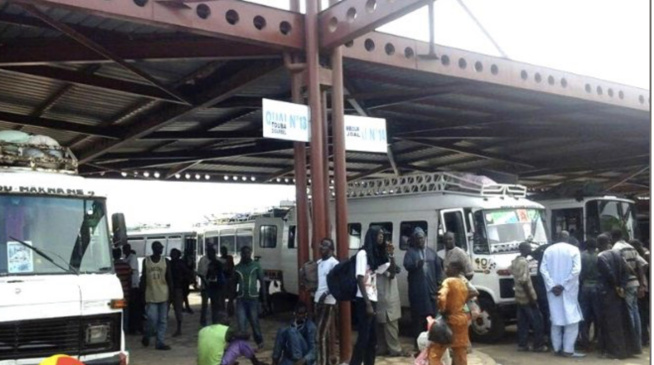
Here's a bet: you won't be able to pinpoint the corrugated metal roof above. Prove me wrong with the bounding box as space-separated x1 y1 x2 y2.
0 1 647 194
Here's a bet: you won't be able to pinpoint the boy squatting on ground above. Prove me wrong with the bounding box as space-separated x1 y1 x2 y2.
198 312 268 365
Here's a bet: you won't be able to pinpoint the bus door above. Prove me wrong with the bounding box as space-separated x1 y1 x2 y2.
254 218 284 294
439 209 471 254
184 235 198 270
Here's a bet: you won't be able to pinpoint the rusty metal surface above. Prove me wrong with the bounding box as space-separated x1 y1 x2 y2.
319 0 432 49
15 0 304 49
342 32 649 111
0 0 648 194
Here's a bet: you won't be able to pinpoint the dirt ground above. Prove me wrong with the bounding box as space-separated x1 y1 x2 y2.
126 292 494 365
475 325 651 365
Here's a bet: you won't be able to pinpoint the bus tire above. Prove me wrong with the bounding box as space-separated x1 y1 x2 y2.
470 296 505 343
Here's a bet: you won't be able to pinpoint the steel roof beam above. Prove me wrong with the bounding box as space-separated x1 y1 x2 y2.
520 154 651 178
318 0 433 50
603 166 650 192
0 110 120 139
394 104 597 137
404 138 534 168
76 61 283 163
0 36 280 66
342 32 649 111
144 130 262 140
111 141 294 168
0 66 187 104
12 2 648 113
399 126 642 141
16 0 304 50
19 3 191 105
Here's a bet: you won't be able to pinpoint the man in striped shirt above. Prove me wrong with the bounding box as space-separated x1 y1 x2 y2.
113 248 132 332
510 242 546 352
612 229 648 354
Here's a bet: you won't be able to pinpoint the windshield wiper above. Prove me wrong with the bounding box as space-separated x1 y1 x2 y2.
9 236 79 275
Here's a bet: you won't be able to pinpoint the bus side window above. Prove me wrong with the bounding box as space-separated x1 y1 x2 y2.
206 237 219 252
288 226 296 249
348 223 362 249
442 211 467 251
128 237 145 257
259 225 277 248
399 221 427 250
219 234 235 254
167 235 182 256
236 228 253 253
369 222 393 243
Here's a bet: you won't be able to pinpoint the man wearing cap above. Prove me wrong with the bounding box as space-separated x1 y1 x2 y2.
403 227 442 352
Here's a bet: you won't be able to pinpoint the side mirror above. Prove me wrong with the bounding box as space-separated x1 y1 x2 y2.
112 213 128 247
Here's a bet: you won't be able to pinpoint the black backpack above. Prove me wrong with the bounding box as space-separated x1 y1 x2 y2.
326 254 358 301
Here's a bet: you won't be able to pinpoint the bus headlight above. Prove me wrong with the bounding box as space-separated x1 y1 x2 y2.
86 324 110 344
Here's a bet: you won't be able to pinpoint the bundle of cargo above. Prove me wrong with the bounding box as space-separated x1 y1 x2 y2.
0 130 77 171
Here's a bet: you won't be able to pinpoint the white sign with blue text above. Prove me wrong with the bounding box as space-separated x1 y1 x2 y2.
344 115 387 153
262 98 310 142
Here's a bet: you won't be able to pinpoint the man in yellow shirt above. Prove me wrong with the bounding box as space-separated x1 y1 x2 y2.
198 312 268 365
141 241 173 350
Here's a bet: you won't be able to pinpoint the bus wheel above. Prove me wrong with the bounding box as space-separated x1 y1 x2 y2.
470 296 505 343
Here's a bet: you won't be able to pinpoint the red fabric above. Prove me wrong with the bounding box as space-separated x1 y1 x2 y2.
114 261 131 302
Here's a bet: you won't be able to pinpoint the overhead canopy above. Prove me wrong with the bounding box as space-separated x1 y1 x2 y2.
0 0 649 196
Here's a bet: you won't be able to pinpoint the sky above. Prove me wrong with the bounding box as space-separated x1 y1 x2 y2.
92 0 650 228
90 179 296 228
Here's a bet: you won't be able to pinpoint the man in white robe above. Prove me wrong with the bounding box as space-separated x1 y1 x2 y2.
539 241 585 357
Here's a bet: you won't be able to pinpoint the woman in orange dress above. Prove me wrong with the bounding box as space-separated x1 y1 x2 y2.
428 261 470 365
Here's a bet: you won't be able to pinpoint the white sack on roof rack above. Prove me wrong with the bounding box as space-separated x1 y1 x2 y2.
24 135 63 159
0 130 30 144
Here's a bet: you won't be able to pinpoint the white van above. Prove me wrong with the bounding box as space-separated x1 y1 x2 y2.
0 141 128 364
536 195 639 243
199 173 548 342
126 227 198 285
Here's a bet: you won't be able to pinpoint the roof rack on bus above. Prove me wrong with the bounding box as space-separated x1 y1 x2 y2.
197 206 292 226
0 141 78 172
346 172 527 199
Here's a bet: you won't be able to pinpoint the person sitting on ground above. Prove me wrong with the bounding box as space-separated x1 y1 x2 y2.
198 311 269 365
428 261 472 365
272 302 316 365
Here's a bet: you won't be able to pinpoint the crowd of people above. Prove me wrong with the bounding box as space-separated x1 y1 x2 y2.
511 229 649 360
109 226 650 365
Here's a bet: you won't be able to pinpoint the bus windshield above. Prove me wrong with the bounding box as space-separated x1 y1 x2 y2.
0 195 112 275
586 199 638 240
473 208 547 254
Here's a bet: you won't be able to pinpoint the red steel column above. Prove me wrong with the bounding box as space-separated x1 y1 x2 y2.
289 0 311 307
305 0 328 256
321 89 332 252
329 0 352 360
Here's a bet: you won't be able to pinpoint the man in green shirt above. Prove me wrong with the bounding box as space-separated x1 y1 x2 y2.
234 246 267 349
198 312 268 365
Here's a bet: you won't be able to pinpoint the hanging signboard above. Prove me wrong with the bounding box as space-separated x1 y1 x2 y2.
344 115 388 153
262 98 310 142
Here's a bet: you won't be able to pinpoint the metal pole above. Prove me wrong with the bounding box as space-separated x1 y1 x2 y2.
288 0 311 307
305 0 328 256
428 1 436 57
322 89 332 256
329 0 352 361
